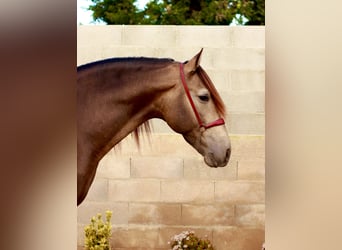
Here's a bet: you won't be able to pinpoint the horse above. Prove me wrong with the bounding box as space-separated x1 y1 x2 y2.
77 49 231 205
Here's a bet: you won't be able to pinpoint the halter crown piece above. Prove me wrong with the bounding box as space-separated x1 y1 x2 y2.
179 63 225 130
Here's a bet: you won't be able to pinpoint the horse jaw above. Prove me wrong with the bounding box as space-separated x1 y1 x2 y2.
183 127 231 168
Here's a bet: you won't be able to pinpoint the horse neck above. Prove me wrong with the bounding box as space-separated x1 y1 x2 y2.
78 61 178 159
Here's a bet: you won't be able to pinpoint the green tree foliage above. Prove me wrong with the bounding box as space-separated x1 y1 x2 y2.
89 0 142 24
89 0 264 25
229 0 265 24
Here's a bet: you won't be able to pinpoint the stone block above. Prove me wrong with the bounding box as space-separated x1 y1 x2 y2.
224 91 265 113
150 118 174 133
204 48 265 71
100 45 160 60
96 156 130 179
114 133 195 158
231 26 265 48
183 157 237 180
122 26 178 47
77 26 265 74
84 178 108 202
128 203 181 225
77 46 103 66
227 113 265 135
181 204 235 226
156 47 211 68
111 227 159 248
204 69 231 92
100 45 137 58
235 204 265 228
77 223 85 247
229 135 265 159
238 159 265 180
215 181 265 204
231 70 265 91
213 227 265 250
77 26 122 47
108 180 160 202
161 180 215 203
77 202 129 225
131 156 183 179
141 134 200 158
177 26 232 48
111 132 151 156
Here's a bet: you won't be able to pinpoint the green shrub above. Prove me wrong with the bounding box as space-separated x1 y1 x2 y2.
169 230 215 250
84 210 112 250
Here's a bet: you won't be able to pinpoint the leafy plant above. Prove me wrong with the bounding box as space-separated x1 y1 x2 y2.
84 211 113 250
169 230 215 250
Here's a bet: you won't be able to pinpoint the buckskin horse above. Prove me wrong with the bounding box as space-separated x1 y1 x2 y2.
77 49 231 205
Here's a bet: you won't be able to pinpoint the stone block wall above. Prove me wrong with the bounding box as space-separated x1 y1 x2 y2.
77 26 264 250
77 25 265 135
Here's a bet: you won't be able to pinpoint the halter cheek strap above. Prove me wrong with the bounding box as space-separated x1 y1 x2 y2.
179 63 225 130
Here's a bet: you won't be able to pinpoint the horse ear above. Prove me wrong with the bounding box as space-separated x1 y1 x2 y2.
184 48 203 73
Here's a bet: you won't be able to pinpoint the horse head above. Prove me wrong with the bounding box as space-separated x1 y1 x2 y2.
162 49 231 167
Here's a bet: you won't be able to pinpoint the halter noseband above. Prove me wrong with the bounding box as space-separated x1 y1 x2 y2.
179 63 225 130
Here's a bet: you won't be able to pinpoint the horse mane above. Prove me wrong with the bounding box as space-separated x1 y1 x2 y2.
77 57 175 72
132 121 152 148
197 65 226 117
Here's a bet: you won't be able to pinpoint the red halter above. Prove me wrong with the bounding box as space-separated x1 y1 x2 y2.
179 63 225 130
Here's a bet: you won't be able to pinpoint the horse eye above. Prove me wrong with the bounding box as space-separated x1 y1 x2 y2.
198 94 210 102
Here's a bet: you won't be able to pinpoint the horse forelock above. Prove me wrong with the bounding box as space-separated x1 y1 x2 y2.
197 66 226 117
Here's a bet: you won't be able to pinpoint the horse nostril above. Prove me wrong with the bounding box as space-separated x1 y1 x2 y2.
226 148 231 162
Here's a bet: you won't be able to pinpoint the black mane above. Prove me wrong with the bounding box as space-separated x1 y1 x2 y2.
77 57 175 72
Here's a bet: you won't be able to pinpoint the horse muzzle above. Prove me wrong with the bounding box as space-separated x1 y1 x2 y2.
204 147 231 168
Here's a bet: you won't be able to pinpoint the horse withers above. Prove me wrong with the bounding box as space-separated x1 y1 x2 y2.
77 49 231 205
